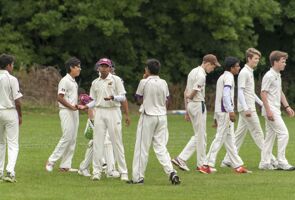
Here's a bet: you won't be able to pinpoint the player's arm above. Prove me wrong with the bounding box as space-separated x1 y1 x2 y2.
183 89 190 121
281 91 294 117
121 100 131 126
238 87 251 117
57 94 77 111
223 85 235 122
261 90 274 121
15 98 22 125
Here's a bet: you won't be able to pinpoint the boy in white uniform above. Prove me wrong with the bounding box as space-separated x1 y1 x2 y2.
259 50 295 170
221 48 276 168
201 57 251 174
78 58 129 181
128 59 180 185
171 54 220 171
46 57 81 172
0 54 22 183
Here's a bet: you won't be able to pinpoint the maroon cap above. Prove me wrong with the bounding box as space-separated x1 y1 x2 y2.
96 58 112 67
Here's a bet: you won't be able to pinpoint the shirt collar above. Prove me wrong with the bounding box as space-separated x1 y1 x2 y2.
245 64 254 72
98 73 113 81
270 67 281 77
0 70 10 75
199 66 207 76
66 73 76 82
147 75 160 80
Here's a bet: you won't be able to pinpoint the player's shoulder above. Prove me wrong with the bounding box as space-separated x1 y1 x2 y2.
91 77 100 85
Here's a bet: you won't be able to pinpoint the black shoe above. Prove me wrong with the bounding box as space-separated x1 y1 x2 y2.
170 172 180 185
126 178 144 185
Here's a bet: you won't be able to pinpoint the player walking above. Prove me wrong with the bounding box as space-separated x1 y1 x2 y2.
128 59 180 185
0 54 22 183
221 48 277 168
45 57 81 172
172 54 220 171
201 57 251 174
259 51 295 170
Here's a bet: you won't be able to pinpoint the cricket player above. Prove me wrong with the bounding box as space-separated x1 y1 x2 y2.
78 61 130 178
200 56 251 174
45 57 81 172
128 59 180 185
259 50 295 170
0 54 22 183
78 58 129 181
172 54 220 172
221 48 277 168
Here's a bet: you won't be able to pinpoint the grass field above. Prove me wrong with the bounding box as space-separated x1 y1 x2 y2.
0 108 295 200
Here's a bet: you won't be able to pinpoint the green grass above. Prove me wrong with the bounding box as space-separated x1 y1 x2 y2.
0 110 295 200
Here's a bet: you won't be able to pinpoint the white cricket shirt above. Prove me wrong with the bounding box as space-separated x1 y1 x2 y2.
186 66 206 102
215 71 235 113
261 68 282 115
90 73 126 108
0 70 23 109
58 73 78 109
136 75 169 116
237 64 256 112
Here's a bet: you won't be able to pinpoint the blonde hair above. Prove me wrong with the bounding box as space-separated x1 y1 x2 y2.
246 48 261 62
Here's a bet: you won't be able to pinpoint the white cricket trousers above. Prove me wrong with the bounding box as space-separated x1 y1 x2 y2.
180 101 206 167
92 107 127 175
132 113 174 182
48 109 79 168
222 111 272 164
0 109 19 175
206 112 244 168
79 133 116 173
260 114 289 166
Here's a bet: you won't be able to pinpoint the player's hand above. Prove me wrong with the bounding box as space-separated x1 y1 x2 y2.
266 110 274 121
77 105 87 110
71 105 78 111
125 115 131 127
104 96 114 101
286 107 295 117
244 110 252 117
229 112 235 122
184 112 190 121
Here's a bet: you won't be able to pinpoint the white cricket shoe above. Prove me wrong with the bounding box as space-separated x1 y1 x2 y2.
259 163 276 170
120 173 128 181
277 163 295 171
171 157 190 171
78 169 91 177
45 161 54 172
107 170 120 178
91 173 101 181
220 161 232 168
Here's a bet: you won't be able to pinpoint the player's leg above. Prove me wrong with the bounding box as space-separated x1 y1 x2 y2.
5 109 19 181
187 102 207 168
153 115 180 184
104 132 119 178
206 113 228 168
0 119 6 175
259 118 276 169
92 108 107 179
78 140 93 177
106 108 128 180
60 111 79 170
131 114 154 183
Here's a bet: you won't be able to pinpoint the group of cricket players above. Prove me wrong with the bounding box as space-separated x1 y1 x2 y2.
0 47 294 185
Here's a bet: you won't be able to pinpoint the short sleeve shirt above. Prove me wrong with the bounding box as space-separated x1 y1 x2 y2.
0 70 23 109
237 65 256 112
90 73 126 108
136 76 169 116
186 66 206 102
261 68 281 115
215 71 235 113
58 74 78 109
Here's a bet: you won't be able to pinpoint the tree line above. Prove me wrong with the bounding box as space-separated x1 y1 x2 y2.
0 0 294 107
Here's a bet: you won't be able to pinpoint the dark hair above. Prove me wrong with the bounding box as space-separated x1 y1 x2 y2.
146 59 161 75
0 54 14 69
224 56 239 71
65 57 81 73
